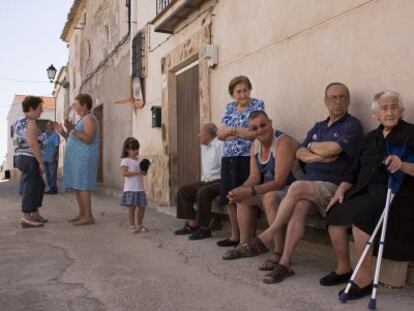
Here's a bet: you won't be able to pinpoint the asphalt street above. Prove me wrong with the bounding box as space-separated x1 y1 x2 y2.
0 179 413 311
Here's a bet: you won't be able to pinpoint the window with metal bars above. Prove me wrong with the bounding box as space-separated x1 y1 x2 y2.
132 31 145 79
156 0 173 15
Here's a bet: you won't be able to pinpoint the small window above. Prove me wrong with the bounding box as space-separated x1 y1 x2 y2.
10 125 14 138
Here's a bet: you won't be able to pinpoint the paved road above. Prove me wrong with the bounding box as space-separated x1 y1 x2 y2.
0 179 413 311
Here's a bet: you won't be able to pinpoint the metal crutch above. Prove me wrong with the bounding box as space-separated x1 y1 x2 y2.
339 188 394 306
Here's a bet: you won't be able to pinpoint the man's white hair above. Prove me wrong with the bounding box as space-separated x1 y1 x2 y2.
371 90 404 112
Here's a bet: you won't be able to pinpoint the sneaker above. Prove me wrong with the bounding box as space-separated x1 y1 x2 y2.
338 283 373 300
320 271 353 286
189 227 211 240
21 217 44 228
174 225 198 235
32 215 49 223
138 225 149 233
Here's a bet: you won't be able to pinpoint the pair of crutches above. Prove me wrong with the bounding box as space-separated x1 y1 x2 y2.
340 143 410 310
339 186 394 310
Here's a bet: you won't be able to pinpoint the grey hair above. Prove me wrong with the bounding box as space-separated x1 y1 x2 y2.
371 90 404 112
202 122 218 137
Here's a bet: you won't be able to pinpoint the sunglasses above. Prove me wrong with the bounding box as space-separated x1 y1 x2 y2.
249 122 267 131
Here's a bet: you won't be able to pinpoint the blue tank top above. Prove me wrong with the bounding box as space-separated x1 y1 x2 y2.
254 130 300 184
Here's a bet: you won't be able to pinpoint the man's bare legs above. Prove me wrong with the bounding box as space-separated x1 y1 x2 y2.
261 192 284 254
278 200 314 268
258 181 318 247
237 196 261 245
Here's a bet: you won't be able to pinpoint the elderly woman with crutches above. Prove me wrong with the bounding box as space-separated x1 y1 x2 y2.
320 90 414 303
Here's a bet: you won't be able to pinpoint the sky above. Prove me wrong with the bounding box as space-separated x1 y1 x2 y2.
0 0 73 163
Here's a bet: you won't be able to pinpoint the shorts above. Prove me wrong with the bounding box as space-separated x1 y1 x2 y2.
311 181 338 217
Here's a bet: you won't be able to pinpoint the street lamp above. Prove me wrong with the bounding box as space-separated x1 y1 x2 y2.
46 64 69 88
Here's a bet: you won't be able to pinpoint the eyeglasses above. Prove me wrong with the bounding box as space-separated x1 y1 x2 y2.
249 122 267 131
326 95 348 102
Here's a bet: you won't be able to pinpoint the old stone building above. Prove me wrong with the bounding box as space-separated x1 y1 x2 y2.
61 0 414 205
61 0 133 187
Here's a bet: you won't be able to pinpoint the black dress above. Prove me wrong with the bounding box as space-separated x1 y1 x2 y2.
326 120 414 261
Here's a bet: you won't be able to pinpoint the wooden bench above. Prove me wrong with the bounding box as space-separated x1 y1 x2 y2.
208 196 413 287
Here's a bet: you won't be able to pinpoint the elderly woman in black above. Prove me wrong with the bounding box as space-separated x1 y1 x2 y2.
320 90 414 300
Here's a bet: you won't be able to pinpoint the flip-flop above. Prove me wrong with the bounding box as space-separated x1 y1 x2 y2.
263 264 294 284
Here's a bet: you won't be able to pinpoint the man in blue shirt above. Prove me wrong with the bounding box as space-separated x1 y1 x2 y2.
42 121 60 194
244 83 363 284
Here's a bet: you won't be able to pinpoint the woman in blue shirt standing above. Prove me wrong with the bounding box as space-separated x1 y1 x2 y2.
216 76 265 247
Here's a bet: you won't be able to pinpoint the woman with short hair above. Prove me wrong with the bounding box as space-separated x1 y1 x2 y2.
216 75 265 247
14 96 48 228
55 94 100 226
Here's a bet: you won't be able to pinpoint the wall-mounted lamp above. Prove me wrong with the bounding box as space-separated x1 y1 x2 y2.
46 64 69 88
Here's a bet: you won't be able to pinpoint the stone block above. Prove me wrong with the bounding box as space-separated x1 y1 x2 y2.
350 241 408 287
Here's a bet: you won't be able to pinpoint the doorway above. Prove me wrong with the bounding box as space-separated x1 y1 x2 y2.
175 62 201 198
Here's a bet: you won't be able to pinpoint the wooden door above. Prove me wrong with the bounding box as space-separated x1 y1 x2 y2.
176 64 201 190
94 105 104 183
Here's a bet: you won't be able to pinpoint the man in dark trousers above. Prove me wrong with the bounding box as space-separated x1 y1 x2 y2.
174 122 224 240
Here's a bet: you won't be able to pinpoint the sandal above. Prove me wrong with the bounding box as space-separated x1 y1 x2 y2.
73 218 95 226
263 264 294 284
246 237 269 254
222 243 260 260
138 225 149 233
258 252 282 271
68 216 82 223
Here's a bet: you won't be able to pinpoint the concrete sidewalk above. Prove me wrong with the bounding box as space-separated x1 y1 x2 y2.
0 179 413 311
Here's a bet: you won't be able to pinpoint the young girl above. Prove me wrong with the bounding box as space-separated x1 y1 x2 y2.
120 137 149 233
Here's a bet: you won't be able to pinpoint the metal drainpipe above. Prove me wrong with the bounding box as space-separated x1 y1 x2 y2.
128 0 135 80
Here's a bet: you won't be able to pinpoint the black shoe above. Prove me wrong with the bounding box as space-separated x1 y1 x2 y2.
216 238 239 247
189 227 212 240
174 225 198 235
320 271 353 286
45 190 58 194
338 283 373 300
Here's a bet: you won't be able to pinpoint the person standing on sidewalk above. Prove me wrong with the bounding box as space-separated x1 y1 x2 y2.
174 123 224 240
120 137 150 234
13 96 48 228
42 121 60 194
54 94 99 226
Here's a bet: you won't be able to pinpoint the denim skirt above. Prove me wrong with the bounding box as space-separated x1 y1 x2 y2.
120 191 147 207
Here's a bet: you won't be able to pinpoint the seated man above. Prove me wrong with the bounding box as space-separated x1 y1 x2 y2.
323 90 414 300
245 82 363 284
222 110 301 261
174 123 224 240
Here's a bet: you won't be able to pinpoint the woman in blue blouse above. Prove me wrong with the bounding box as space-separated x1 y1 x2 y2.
216 76 265 247
55 94 100 226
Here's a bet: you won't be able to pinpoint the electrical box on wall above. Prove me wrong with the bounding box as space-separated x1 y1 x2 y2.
201 44 218 68
151 106 161 128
